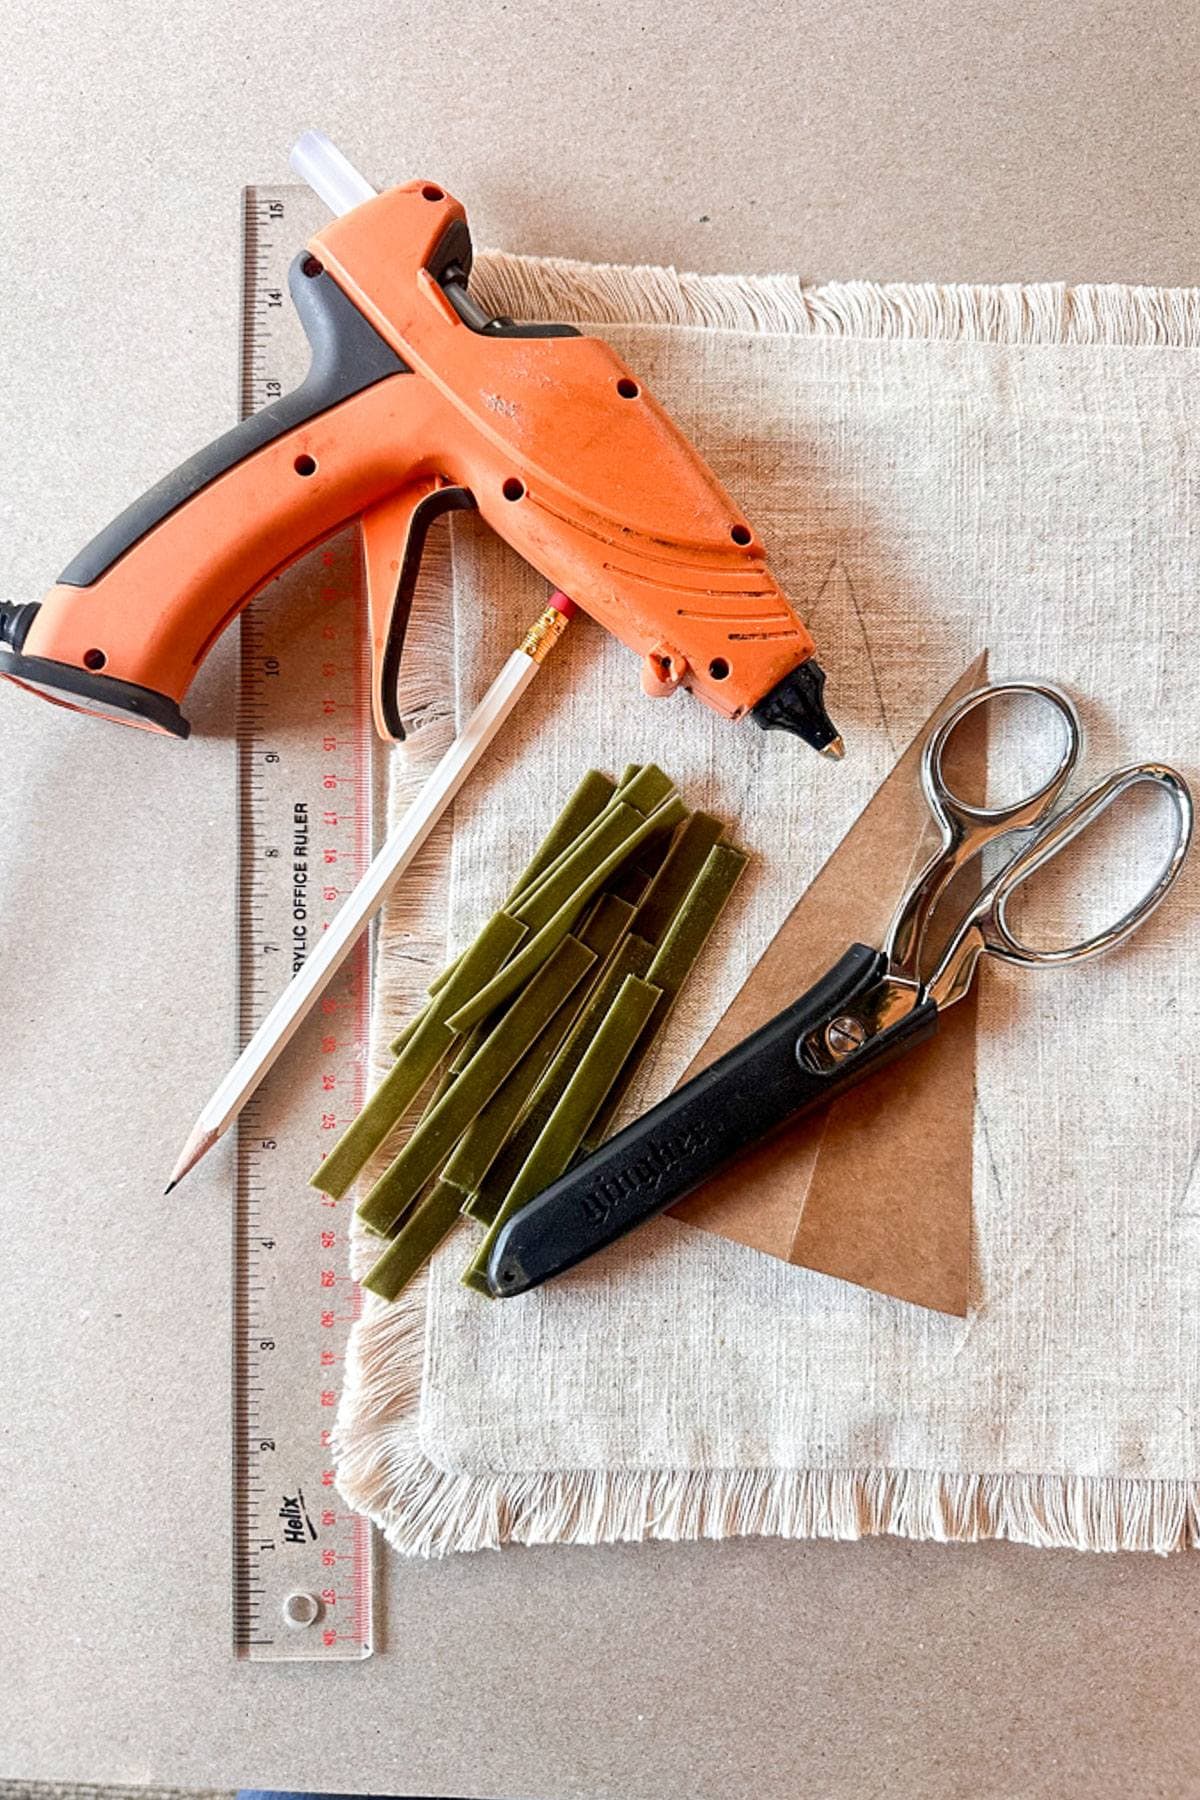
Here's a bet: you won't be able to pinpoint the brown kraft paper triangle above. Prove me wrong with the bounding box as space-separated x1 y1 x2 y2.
670 653 988 1316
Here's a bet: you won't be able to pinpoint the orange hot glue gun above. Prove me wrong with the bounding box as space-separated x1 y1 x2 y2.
0 132 842 758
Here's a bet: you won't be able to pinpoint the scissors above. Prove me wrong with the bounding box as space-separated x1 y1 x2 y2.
486 680 1194 1298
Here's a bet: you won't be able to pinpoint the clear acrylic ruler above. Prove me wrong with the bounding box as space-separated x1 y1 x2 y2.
232 182 374 1661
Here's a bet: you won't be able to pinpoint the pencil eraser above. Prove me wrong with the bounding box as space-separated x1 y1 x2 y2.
548 591 578 618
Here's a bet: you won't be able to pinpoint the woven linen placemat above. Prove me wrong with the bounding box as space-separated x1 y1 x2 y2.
335 253 1200 1557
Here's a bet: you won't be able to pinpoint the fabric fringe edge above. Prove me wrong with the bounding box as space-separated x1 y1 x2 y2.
335 1271 1200 1560
335 249 1200 1560
471 248 1200 348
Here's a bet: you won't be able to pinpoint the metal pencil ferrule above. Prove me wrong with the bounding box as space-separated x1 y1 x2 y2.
520 604 574 664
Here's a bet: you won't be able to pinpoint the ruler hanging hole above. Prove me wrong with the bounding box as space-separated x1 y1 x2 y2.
294 454 318 477
282 1590 322 1630
301 256 324 279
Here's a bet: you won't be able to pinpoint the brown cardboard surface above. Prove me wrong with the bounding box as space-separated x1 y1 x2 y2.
4 3 1200 1794
672 657 986 1315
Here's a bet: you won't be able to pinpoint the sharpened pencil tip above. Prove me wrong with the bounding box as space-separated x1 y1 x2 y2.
166 1123 222 1193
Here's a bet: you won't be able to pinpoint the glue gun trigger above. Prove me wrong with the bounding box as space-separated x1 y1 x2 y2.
360 481 475 741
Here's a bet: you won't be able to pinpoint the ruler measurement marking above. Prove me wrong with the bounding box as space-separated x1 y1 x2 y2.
232 184 373 1663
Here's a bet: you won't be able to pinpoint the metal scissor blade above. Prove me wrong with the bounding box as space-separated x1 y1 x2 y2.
881 671 994 985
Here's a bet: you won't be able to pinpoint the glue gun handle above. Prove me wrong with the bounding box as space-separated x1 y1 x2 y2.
486 943 938 1296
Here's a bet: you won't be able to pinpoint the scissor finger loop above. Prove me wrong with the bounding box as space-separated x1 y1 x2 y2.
927 761 1193 1008
888 680 1083 984
986 762 1194 967
922 679 1081 837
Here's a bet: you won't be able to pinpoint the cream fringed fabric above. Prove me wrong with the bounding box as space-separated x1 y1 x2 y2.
335 255 1200 1557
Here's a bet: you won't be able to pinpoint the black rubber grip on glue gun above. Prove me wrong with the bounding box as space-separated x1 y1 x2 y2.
486 943 938 1296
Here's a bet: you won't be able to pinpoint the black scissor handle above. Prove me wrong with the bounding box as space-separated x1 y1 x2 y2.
487 943 938 1297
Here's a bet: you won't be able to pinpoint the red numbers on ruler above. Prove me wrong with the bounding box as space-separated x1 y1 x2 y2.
236 535 373 1651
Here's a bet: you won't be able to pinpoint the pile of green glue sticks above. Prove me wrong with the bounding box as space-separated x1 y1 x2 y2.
310 764 749 1301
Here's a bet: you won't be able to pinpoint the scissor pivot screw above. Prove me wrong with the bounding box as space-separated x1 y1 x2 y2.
825 1015 867 1058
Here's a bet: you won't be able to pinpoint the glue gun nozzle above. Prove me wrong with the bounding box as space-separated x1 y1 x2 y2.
751 658 844 758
